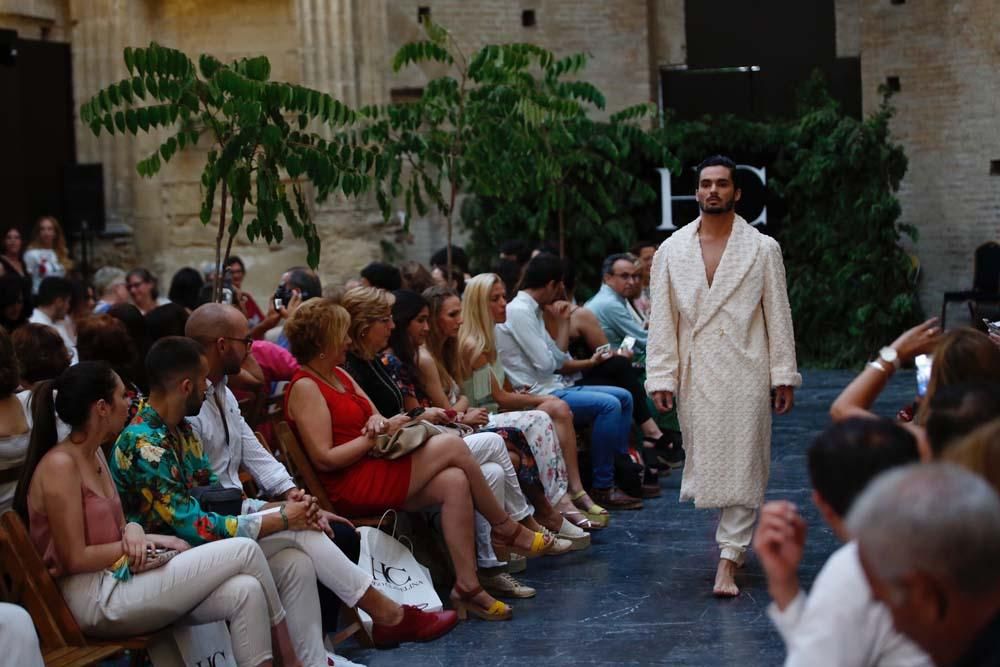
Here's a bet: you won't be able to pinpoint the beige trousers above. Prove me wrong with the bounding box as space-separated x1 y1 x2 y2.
60 538 283 667
716 505 759 565
0 603 43 667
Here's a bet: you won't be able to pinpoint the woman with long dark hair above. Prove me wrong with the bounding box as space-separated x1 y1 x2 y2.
14 362 303 667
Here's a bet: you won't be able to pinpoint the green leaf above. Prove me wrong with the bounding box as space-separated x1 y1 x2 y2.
244 55 271 81
136 107 149 131
125 108 138 134
132 76 146 99
124 47 135 75
114 111 125 132
118 79 134 104
146 75 159 99
134 48 147 75
102 113 114 134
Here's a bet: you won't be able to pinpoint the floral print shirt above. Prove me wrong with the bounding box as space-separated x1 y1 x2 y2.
110 401 261 545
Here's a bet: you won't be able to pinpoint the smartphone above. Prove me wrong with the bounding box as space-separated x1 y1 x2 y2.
220 287 234 305
274 298 283 310
983 318 1000 335
620 336 636 353
915 354 933 398
596 343 612 356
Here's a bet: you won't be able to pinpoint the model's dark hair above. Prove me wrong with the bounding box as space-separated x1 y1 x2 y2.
696 155 738 185
389 289 430 397
519 253 565 290
13 361 118 520
145 336 204 392
361 262 403 292
807 417 919 517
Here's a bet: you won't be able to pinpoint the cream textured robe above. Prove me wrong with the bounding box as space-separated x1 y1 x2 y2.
645 215 801 508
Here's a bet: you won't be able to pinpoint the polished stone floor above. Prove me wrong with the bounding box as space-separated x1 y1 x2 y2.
342 369 917 667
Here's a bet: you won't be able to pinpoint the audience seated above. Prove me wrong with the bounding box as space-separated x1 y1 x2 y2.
23 217 71 294
126 268 169 315
1 227 32 318
360 261 403 292
107 303 150 392
458 274 596 540
14 360 302 666
184 303 457 648
110 337 334 663
168 267 204 312
494 253 639 513
491 258 523 301
943 417 1000 492
12 324 72 390
283 297 552 620
254 267 319 345
629 240 657 319
226 256 265 327
28 276 77 364
584 253 648 353
93 266 129 314
755 418 930 666
399 260 435 293
924 383 1000 457
430 245 471 280
0 327 30 512
498 240 531 267
67 280 96 337
846 464 1000 667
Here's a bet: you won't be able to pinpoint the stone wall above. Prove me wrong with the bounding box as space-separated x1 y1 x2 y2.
859 0 1000 320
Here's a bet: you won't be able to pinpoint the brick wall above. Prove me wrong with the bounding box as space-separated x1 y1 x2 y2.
860 0 1000 322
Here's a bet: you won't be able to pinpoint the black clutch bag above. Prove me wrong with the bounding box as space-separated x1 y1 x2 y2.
190 483 244 516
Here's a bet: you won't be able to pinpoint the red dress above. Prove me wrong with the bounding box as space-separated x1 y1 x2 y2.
285 367 412 517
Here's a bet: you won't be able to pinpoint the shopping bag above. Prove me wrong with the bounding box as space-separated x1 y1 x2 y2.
355 511 442 636
149 621 238 667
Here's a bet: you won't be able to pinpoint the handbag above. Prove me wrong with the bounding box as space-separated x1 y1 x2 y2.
370 421 440 460
190 483 244 516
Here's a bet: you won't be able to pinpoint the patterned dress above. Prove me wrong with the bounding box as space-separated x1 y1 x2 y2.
110 402 266 544
461 359 569 506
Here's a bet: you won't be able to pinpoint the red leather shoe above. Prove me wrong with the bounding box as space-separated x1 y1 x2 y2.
370 605 459 648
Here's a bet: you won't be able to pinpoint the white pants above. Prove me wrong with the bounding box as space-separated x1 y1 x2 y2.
716 506 759 565
464 432 534 568
0 603 43 667
61 538 284 667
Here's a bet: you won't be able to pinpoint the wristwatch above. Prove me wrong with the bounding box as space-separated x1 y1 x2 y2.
878 346 901 371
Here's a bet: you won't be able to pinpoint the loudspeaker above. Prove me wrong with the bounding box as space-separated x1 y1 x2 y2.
63 163 105 235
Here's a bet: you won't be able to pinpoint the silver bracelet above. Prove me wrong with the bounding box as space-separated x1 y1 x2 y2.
867 360 889 373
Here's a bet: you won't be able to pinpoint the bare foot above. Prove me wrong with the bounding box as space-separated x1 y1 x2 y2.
713 558 740 597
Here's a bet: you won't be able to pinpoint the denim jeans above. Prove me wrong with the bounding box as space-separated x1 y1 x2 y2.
552 384 633 489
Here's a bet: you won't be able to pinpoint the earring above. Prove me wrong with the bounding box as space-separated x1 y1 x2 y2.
320 353 326 359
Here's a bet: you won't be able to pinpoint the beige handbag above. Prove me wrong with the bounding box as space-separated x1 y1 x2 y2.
369 421 441 459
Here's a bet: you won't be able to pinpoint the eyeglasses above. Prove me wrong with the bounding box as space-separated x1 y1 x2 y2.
611 273 640 281
126 282 145 290
221 336 254 348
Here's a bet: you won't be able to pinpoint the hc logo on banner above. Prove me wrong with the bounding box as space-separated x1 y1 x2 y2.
657 164 767 231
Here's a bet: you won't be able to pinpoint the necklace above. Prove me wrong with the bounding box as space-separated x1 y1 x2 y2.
305 363 344 392
365 355 404 412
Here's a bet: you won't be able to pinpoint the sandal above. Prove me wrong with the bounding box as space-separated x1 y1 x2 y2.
490 516 554 558
570 490 610 527
450 585 513 621
560 508 603 531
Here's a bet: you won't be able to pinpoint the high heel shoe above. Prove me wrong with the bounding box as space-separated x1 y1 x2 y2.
570 490 610 527
450 585 513 621
490 516 555 558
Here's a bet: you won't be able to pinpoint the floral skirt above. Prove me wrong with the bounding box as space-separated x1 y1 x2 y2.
486 410 568 506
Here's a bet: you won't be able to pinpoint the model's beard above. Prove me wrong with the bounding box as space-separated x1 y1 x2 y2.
698 196 737 215
185 391 205 416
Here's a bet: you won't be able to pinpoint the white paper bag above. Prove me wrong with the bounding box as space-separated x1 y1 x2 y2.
156 621 237 667
355 512 442 635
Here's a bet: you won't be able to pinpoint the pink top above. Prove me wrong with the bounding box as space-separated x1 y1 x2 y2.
252 340 300 384
29 483 126 575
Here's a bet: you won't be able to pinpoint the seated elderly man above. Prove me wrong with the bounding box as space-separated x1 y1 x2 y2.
847 463 1000 667
185 303 456 648
755 418 930 666
584 253 648 354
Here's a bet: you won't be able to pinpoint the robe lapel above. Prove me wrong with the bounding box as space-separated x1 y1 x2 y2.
692 215 761 335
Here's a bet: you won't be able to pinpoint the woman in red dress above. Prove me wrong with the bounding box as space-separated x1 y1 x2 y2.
283 298 553 621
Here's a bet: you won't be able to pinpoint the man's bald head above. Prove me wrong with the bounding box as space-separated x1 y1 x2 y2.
186 302 247 339
186 303 249 377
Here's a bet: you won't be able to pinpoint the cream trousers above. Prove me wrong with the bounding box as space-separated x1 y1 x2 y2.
60 538 284 667
716 505 759 565
0 603 43 667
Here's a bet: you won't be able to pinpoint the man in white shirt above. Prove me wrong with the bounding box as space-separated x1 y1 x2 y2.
755 417 931 667
496 254 642 510
28 276 77 364
185 302 457 649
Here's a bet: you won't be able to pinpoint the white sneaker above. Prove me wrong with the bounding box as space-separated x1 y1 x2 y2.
556 518 591 551
480 571 536 598
508 552 527 573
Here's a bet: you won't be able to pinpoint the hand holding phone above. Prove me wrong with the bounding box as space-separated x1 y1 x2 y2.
595 343 612 356
619 336 636 353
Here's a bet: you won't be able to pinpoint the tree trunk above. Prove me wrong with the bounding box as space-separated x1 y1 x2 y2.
213 180 229 302
558 207 566 258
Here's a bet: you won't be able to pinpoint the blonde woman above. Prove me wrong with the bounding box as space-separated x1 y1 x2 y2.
24 216 72 294
458 274 607 531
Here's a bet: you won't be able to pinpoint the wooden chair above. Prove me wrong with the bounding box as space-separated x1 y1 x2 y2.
0 512 152 666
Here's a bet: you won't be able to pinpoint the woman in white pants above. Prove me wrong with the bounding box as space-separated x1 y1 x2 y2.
14 361 300 667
